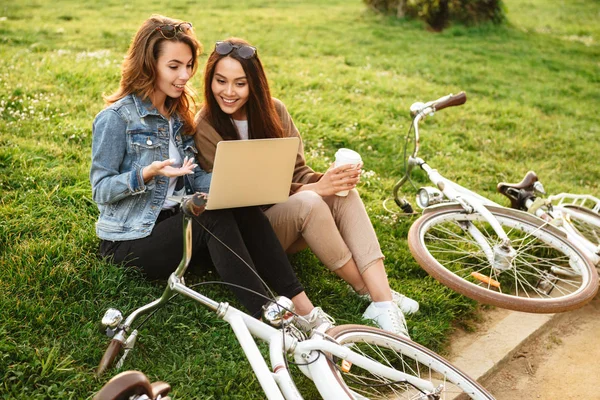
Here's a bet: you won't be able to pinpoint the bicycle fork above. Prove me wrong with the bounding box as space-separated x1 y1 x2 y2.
418 159 518 272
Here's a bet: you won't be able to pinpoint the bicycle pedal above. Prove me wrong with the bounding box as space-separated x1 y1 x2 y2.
470 272 501 289
341 359 352 373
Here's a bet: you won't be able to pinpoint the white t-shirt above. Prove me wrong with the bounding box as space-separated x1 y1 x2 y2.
233 119 249 140
163 118 182 209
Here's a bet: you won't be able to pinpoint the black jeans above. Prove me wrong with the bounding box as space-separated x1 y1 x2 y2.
100 207 304 317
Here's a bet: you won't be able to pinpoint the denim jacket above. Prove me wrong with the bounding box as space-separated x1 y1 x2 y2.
90 93 211 241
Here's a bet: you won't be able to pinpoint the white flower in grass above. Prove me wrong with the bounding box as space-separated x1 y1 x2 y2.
563 35 593 46
344 122 358 133
362 170 377 180
76 49 111 61
375 213 399 224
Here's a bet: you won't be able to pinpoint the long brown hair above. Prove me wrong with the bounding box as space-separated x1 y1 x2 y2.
202 37 284 140
105 15 202 135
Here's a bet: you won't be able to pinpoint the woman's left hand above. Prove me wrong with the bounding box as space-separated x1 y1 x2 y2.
159 156 198 177
142 156 198 182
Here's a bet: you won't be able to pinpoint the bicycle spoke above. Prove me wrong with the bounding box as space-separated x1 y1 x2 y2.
334 335 478 399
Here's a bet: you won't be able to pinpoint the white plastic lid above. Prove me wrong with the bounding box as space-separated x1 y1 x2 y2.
334 148 361 163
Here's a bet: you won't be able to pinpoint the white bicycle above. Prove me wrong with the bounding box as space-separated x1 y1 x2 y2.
96 194 494 399
392 92 599 314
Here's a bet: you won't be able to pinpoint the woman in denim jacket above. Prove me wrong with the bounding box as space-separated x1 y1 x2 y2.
90 15 332 328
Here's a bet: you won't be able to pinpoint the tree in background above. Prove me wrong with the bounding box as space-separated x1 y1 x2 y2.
364 0 505 31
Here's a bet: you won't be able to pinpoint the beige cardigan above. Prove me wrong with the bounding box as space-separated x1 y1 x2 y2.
194 98 323 194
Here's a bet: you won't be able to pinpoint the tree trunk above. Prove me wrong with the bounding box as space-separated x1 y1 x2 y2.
397 0 407 18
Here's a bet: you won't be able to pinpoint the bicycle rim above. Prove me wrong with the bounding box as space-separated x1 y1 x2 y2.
560 205 600 246
324 324 493 400
408 204 598 313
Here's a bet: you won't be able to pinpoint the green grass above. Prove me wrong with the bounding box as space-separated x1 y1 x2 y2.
1 0 599 398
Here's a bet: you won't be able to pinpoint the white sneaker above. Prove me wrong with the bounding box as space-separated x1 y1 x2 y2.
295 307 335 334
357 288 419 315
362 302 410 339
390 290 420 315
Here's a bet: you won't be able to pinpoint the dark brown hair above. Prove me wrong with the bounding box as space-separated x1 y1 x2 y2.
202 37 284 140
105 15 202 135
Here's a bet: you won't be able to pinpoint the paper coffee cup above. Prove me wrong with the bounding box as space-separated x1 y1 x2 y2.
334 148 362 197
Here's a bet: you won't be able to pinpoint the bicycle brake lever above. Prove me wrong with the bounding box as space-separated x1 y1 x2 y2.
115 329 138 370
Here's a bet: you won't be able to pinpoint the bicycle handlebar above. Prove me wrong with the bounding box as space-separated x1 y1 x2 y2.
432 91 467 112
97 339 124 377
410 92 467 116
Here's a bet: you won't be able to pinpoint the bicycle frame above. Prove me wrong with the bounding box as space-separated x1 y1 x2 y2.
101 197 437 400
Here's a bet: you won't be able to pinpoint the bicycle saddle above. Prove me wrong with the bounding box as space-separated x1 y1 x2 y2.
94 370 171 400
497 171 539 210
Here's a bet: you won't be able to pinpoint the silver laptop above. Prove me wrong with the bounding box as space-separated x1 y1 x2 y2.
205 137 300 210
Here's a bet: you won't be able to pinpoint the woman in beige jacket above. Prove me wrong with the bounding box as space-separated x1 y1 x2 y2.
194 38 418 337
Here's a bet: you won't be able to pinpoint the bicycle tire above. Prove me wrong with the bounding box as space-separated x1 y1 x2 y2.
324 324 493 400
559 204 600 246
408 203 598 313
97 339 124 377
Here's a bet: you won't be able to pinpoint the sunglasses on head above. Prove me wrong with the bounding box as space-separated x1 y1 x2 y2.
215 41 257 59
155 22 193 39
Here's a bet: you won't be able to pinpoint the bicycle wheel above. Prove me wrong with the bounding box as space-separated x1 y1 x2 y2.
559 204 600 246
408 204 598 313
325 324 493 400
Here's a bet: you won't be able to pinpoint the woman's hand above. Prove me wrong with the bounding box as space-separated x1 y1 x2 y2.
305 163 362 197
142 157 198 182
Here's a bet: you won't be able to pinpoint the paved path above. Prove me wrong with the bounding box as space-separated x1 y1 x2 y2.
482 293 600 399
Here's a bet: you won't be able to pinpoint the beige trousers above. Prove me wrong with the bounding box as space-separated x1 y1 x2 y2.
265 189 384 274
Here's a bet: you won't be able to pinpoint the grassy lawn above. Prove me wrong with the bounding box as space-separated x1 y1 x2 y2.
1 0 598 398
